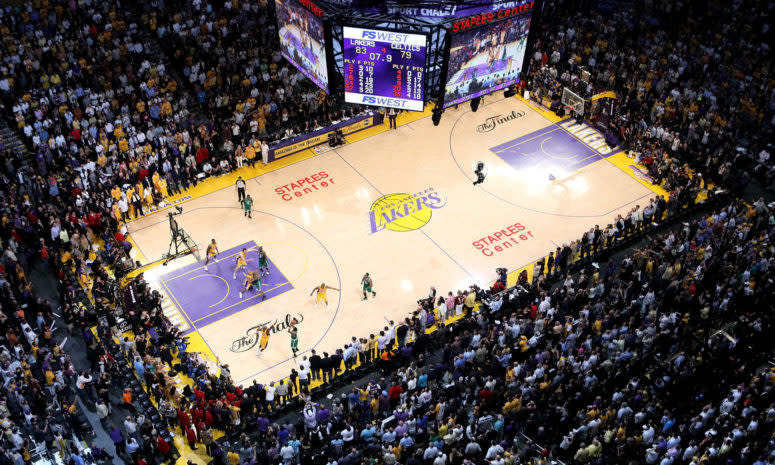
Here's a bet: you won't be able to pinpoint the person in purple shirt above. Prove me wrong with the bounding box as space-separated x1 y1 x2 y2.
257 415 270 444
277 425 290 444
378 392 390 414
316 405 330 424
394 420 407 438
108 425 124 455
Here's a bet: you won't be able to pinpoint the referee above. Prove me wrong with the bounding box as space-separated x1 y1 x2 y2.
387 108 398 129
236 176 246 203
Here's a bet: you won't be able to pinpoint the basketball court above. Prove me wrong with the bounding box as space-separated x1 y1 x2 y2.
126 95 663 385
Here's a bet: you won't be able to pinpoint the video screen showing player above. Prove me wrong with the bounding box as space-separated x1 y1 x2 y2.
275 0 329 92
443 13 532 108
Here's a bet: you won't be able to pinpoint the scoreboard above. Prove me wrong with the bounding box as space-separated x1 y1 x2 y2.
343 26 427 111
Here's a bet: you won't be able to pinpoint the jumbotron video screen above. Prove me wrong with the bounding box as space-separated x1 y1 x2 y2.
275 0 330 92
443 9 533 108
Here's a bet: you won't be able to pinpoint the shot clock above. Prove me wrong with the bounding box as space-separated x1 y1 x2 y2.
343 26 427 111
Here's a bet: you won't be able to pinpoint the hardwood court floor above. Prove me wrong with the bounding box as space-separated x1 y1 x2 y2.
127 95 659 384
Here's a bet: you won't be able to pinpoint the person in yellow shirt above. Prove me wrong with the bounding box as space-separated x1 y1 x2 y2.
125 186 136 217
518 335 528 352
233 248 250 280
45 368 56 386
144 186 154 207
310 283 339 310
111 185 122 202
256 325 271 357
114 125 125 140
503 396 521 414
229 403 240 427
245 143 256 167
158 177 169 199
112 202 122 223
393 444 402 461
99 132 109 151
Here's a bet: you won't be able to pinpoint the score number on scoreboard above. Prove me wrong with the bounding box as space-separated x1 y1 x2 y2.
343 26 426 111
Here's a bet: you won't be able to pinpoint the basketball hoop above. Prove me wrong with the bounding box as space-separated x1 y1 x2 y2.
561 87 585 120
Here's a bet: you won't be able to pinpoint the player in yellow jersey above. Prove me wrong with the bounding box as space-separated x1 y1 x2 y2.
158 177 169 200
240 269 265 300
310 283 339 310
125 186 135 217
144 185 154 207
111 201 122 223
255 325 271 357
203 238 219 271
232 248 250 280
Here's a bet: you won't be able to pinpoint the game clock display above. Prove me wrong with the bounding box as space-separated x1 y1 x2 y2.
343 26 427 111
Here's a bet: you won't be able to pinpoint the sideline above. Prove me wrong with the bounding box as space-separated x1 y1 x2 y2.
125 107 433 225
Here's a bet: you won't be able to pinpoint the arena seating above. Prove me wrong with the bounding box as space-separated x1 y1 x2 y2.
0 0 773 464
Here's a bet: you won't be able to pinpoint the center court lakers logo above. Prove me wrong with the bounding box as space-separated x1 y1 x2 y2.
369 187 446 233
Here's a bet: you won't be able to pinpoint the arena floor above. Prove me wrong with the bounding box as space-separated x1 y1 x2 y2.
125 95 665 385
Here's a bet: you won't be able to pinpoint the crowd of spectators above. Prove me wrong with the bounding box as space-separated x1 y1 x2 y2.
136 0 363 149
528 0 774 195
0 0 774 464
0 0 219 218
0 102 118 465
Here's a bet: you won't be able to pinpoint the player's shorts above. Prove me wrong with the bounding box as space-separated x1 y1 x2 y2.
208 251 217 258
317 292 327 302
236 258 246 268
254 280 262 291
259 259 268 268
